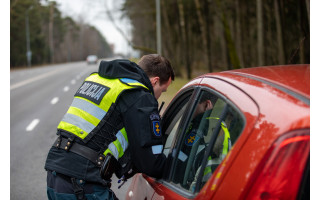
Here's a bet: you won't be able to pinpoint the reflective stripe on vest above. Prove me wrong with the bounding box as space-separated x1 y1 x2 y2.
206 117 231 157
203 156 213 181
221 121 230 157
58 73 148 141
103 128 128 159
203 156 222 181
151 145 163 154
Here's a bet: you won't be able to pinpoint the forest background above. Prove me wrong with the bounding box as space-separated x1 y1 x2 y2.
10 0 310 79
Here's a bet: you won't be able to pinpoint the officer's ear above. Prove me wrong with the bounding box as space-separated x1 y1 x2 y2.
150 77 160 87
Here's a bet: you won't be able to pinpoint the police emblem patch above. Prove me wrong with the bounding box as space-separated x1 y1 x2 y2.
153 121 161 136
185 132 199 146
150 112 161 137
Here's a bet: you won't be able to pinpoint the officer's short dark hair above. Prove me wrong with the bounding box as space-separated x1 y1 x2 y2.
138 54 175 85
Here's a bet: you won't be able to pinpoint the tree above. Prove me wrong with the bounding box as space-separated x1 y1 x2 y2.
274 0 285 64
122 0 310 78
177 0 192 79
257 0 264 66
10 0 114 68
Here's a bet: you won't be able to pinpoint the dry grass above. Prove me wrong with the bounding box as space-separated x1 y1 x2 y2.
158 77 189 113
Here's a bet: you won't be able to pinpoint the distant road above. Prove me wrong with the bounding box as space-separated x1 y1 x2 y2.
10 60 130 200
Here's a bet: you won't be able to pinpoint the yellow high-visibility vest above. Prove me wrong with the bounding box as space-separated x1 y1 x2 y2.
57 73 148 159
206 117 231 157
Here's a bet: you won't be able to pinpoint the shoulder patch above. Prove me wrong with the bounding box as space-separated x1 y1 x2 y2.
153 121 161 136
185 132 200 146
150 112 161 137
150 112 160 121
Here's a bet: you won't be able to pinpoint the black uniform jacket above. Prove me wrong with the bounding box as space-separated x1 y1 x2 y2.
45 59 167 184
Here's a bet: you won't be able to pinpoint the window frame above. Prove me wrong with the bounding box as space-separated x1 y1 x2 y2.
160 86 246 198
161 87 196 140
162 91 194 157
161 86 200 181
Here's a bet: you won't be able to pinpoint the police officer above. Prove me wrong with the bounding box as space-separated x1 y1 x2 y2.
44 54 175 200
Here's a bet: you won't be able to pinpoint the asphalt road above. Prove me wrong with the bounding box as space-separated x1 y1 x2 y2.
10 60 131 200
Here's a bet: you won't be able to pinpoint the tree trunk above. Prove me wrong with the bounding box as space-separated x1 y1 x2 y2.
216 14 228 68
216 0 240 69
161 1 182 76
299 0 305 64
194 0 210 71
305 0 309 26
257 0 264 66
177 0 191 79
204 0 213 72
49 3 54 63
235 0 244 68
222 14 240 69
274 0 285 64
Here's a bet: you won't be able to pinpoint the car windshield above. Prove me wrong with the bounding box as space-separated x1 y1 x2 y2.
88 55 97 59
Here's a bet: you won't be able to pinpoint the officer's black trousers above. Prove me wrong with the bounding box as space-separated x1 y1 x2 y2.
47 171 118 200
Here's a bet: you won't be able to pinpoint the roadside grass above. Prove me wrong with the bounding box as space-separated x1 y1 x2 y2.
158 77 189 113
157 69 211 113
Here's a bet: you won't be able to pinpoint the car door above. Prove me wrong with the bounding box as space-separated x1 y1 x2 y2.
126 86 196 200
126 76 259 200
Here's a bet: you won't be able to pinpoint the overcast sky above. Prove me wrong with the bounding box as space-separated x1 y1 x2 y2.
54 0 133 55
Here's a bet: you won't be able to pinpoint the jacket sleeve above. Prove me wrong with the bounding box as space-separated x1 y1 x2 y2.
120 90 167 179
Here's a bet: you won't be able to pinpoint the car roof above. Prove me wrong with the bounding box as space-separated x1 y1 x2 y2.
189 64 310 130
196 65 309 100
222 65 310 98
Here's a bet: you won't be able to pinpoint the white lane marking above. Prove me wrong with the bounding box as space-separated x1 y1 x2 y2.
71 79 76 85
51 97 59 105
10 68 65 90
26 119 40 132
63 86 69 92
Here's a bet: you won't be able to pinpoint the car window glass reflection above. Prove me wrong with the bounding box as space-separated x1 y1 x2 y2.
170 90 245 193
163 103 188 157
162 91 193 159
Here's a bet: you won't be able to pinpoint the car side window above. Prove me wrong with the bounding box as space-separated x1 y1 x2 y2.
163 103 189 157
161 90 194 158
169 90 245 194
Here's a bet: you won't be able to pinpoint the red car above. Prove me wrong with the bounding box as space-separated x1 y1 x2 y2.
126 65 310 200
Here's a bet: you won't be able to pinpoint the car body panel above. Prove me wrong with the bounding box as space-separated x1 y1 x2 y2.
126 65 310 200
126 173 191 200
223 65 310 98
207 67 309 199
126 173 155 200
201 66 309 199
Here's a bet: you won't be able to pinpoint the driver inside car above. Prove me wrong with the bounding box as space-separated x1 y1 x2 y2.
179 92 231 192
189 119 231 192
176 92 215 188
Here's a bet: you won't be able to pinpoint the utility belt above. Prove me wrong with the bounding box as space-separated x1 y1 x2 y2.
53 137 122 180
